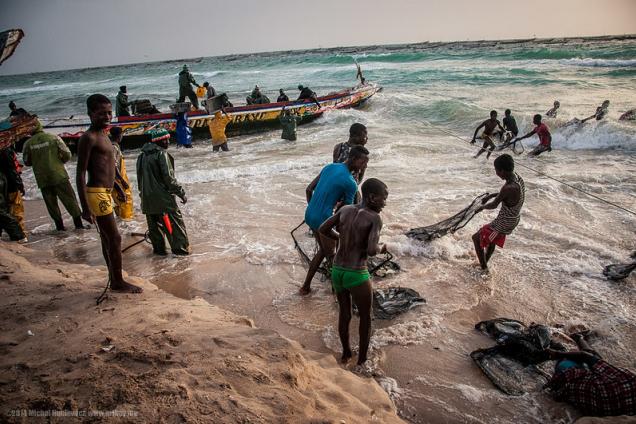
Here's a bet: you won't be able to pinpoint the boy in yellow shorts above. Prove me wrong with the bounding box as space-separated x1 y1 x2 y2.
318 178 388 366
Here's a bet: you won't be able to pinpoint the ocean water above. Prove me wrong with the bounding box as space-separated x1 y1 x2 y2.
6 37 636 423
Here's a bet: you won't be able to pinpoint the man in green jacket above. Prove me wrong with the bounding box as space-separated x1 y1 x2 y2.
22 121 85 231
279 108 302 141
136 129 190 255
115 85 131 117
177 64 200 110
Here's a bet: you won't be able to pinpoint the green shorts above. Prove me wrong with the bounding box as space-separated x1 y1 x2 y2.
331 266 370 294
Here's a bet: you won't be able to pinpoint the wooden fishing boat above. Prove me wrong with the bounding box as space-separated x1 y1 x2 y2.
46 82 381 150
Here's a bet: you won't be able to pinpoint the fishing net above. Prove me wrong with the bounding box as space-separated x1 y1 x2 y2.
406 193 490 242
471 318 567 396
291 221 400 278
371 287 425 320
495 137 525 155
603 261 636 281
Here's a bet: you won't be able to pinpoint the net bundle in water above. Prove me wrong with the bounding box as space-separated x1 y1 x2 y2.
406 193 490 242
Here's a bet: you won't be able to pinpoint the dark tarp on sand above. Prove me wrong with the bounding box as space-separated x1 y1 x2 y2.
0 29 24 66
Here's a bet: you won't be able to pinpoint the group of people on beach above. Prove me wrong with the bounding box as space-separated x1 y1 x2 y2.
2 87 635 417
294 115 634 415
469 99 635 160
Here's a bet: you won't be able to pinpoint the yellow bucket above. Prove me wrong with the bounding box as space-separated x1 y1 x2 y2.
196 86 206 98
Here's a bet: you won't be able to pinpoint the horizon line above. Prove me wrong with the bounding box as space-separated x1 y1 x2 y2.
1 32 635 77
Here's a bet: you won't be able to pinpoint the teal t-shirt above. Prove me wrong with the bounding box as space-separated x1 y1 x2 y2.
305 163 357 230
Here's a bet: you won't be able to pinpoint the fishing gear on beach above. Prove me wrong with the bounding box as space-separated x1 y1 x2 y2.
406 193 490 242
291 220 400 278
121 231 152 253
603 252 636 281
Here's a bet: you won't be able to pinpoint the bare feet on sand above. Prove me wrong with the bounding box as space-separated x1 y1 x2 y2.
111 280 143 293
298 286 311 296
341 349 353 364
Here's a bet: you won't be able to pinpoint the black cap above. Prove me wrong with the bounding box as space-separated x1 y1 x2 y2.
120 85 126 92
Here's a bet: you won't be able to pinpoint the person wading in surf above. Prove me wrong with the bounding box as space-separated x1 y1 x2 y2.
471 110 505 159
472 154 525 271
332 123 368 183
318 178 388 367
514 114 552 157
300 145 369 295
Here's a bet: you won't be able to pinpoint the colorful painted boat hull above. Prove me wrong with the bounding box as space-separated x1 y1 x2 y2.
47 83 380 150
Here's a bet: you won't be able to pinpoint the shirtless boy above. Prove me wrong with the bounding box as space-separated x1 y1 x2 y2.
318 178 388 366
471 110 505 159
76 94 142 293
472 154 525 271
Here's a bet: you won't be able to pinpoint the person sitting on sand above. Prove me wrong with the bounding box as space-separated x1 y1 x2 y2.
546 100 560 118
208 110 232 152
513 114 552 157
297 85 321 108
277 89 289 103
299 145 369 295
546 332 636 416
333 123 368 183
109 127 133 220
318 178 388 367
472 154 525 271
619 108 635 121
471 110 505 159
279 107 302 141
76 94 142 293
136 129 190 256
581 100 610 123
23 120 86 231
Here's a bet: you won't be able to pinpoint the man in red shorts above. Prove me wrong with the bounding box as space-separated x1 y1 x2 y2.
472 154 525 271
514 114 552 157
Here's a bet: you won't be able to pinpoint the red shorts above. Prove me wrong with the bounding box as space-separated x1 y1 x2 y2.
480 224 506 249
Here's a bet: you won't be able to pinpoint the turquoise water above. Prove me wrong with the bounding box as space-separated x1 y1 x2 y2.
1 36 635 150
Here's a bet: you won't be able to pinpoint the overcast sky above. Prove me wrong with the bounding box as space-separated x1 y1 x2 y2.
1 0 635 75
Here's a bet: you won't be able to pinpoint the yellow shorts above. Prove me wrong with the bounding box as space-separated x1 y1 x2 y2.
87 187 113 217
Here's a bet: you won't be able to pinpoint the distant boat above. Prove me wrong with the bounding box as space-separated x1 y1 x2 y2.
46 82 381 150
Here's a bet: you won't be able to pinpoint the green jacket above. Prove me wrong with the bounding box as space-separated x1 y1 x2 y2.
22 128 72 188
178 70 197 90
279 114 301 139
116 91 130 116
136 142 185 215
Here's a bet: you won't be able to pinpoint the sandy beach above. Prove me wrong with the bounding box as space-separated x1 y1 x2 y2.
0 241 404 423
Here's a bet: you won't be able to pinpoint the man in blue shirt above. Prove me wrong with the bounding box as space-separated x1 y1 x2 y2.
300 145 369 295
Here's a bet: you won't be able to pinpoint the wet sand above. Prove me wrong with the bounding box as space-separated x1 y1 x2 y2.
0 241 403 423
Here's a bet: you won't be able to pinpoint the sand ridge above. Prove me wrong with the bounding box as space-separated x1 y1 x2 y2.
0 242 403 423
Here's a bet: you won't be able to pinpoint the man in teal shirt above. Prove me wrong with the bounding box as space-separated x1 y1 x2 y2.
22 121 85 231
300 145 369 295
